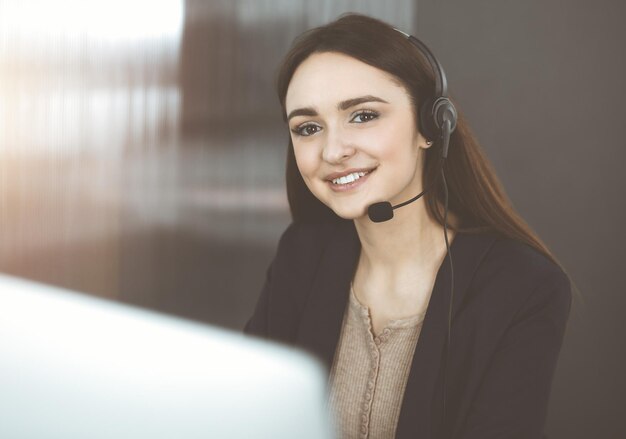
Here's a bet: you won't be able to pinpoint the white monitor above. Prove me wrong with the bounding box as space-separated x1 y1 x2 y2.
0 274 334 439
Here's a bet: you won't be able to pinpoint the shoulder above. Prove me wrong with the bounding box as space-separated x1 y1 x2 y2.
465 232 572 320
276 220 339 250
268 220 349 285
273 220 351 262
253 220 352 338
487 234 569 290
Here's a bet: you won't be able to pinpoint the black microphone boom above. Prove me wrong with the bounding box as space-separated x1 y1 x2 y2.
367 171 440 223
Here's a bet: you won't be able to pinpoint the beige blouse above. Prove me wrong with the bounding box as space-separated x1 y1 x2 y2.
327 284 426 439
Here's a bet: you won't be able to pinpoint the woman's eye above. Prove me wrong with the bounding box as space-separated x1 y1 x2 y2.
352 110 379 123
291 124 321 137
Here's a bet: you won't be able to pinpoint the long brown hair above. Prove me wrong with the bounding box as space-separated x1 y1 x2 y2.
276 13 564 271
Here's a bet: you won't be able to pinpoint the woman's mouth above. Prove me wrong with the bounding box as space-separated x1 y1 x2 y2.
327 169 375 192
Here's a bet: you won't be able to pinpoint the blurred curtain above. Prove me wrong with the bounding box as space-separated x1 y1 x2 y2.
0 0 182 297
0 0 415 326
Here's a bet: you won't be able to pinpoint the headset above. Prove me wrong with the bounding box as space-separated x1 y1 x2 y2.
366 27 458 432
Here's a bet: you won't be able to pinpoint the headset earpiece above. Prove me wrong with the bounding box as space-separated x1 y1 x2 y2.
433 97 458 136
419 96 458 150
398 29 458 155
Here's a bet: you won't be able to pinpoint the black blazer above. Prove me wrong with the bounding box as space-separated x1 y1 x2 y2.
243 220 572 439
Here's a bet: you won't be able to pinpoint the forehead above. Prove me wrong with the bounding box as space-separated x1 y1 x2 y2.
285 52 409 112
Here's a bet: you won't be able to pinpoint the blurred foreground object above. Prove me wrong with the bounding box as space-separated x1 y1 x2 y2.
0 274 334 439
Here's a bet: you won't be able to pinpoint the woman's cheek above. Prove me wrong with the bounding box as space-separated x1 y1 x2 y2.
295 146 319 174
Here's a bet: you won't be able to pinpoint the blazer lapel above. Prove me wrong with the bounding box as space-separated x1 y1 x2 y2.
395 231 497 439
295 220 360 374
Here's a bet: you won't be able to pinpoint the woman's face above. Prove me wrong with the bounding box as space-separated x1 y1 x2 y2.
285 51 432 221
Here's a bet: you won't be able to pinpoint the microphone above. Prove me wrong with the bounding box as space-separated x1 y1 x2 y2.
367 201 395 223
367 189 429 223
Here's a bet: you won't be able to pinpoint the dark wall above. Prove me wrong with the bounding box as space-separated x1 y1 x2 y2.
414 1 625 437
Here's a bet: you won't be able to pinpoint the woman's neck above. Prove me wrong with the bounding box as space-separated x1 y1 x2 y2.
353 199 454 275
351 199 457 321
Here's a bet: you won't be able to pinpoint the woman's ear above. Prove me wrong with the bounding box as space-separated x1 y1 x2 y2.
416 131 434 149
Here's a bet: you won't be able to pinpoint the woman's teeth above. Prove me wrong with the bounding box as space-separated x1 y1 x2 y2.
332 171 368 185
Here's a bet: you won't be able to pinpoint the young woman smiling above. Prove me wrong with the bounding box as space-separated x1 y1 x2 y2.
244 13 572 439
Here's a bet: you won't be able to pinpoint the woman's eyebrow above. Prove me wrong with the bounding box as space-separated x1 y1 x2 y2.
287 95 389 121
287 107 317 121
338 95 389 111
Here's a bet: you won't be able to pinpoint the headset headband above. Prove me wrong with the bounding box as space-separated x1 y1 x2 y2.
393 28 449 98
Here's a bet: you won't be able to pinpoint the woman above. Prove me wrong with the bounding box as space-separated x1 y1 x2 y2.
244 13 572 439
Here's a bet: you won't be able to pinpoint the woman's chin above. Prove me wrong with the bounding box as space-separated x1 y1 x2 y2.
329 204 370 221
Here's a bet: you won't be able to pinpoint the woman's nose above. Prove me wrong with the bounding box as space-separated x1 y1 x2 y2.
321 129 356 164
